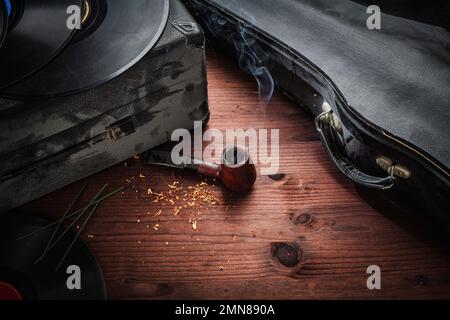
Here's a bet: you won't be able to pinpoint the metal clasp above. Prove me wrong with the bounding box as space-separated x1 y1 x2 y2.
376 156 411 179
107 117 135 141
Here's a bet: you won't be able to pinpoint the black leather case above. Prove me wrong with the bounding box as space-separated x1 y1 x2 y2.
185 0 450 231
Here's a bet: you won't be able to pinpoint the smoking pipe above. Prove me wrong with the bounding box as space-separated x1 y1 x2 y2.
143 146 257 193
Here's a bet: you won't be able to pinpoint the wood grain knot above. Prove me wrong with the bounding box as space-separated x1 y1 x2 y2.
295 213 314 225
271 242 302 268
268 173 286 181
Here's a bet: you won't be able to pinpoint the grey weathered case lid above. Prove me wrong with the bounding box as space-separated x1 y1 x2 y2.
0 0 204 177
204 0 450 171
0 0 170 161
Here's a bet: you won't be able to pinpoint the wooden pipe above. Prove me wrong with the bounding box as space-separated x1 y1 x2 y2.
144 146 257 193
197 146 257 193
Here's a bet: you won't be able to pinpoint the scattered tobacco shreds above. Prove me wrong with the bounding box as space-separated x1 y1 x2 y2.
145 179 219 231
129 178 220 238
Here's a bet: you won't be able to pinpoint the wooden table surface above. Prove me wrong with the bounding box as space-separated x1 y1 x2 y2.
23 49 450 300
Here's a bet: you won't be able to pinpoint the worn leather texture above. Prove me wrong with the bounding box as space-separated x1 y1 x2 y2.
205 0 450 170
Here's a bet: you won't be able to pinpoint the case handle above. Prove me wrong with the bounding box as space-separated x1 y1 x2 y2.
315 110 396 190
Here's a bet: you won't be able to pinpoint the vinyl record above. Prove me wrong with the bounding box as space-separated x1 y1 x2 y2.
0 0 83 89
0 213 106 300
2 0 170 99
0 0 7 48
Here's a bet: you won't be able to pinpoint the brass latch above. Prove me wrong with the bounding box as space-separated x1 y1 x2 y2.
376 156 411 179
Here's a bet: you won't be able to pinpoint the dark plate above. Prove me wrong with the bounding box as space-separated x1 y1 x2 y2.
0 213 107 300
2 0 170 98
0 0 83 89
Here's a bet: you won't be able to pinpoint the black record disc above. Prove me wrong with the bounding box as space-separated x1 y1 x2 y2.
2 0 170 98
0 0 7 48
0 0 83 89
0 213 106 300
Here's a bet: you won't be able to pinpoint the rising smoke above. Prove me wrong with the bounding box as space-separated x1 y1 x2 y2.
189 0 276 103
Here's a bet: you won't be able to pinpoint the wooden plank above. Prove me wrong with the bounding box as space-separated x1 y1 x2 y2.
22 49 450 300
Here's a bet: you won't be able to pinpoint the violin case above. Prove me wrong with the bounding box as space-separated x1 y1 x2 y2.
0 0 209 212
184 0 450 231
